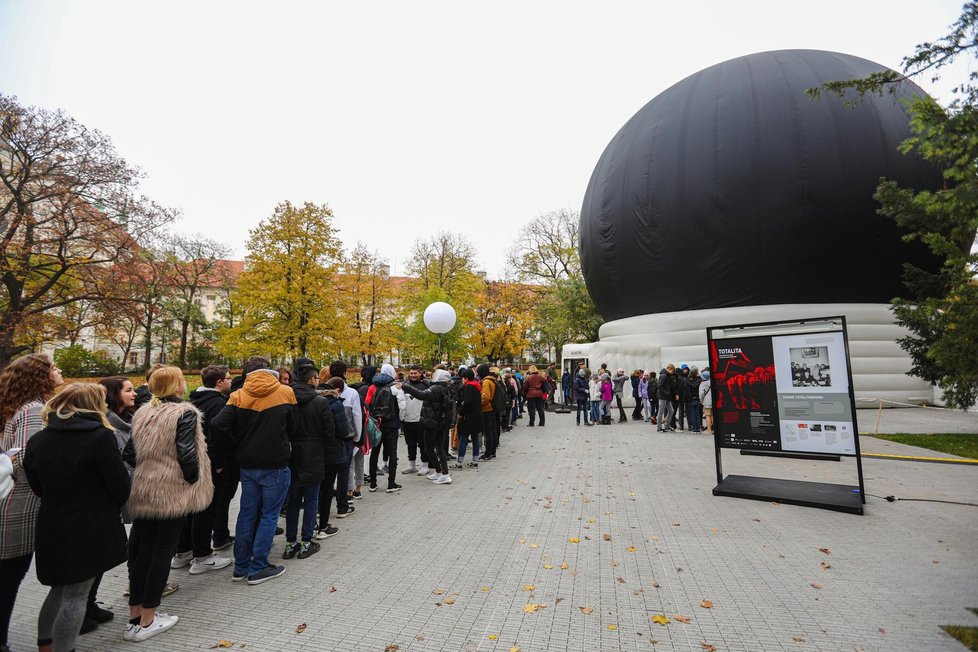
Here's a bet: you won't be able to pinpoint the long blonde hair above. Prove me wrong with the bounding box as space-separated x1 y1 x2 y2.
148 366 186 405
41 383 112 429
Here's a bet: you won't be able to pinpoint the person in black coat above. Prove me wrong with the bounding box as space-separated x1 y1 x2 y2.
23 383 130 652
318 376 354 531
455 368 483 467
630 370 643 420
283 365 333 559
573 369 592 426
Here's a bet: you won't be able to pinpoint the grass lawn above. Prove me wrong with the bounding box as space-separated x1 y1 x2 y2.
872 433 978 460
943 609 978 651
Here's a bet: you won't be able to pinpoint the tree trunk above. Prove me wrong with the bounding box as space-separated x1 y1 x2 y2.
179 319 190 369
142 314 154 371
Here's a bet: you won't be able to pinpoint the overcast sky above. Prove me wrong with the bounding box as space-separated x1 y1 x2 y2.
0 0 967 277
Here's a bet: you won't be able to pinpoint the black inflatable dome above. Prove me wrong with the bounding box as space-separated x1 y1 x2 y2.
580 49 943 322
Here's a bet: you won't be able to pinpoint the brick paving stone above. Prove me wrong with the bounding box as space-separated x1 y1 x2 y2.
6 410 978 651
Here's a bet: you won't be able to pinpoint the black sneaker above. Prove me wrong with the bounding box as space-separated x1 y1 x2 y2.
386 483 402 493
297 540 321 559
453 462 464 469
87 603 114 624
283 541 300 559
212 536 235 552
315 525 339 540
337 506 355 518
247 564 286 585
368 484 378 492
79 616 99 635
466 462 478 468
274 526 284 536
352 490 362 499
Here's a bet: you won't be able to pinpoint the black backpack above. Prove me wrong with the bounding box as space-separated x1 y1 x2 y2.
444 380 459 427
491 377 508 415
368 385 393 419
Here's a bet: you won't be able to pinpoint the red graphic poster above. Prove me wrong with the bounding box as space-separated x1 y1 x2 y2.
709 335 779 450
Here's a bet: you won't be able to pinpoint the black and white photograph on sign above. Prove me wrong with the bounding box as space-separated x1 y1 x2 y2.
773 332 849 396
789 346 831 387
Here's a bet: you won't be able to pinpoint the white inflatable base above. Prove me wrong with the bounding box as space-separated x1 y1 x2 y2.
561 304 934 406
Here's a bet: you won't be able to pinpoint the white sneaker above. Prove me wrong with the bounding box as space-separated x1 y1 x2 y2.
426 471 439 479
123 622 138 641
133 613 179 642
401 463 417 474
170 551 192 569
189 554 232 575
416 465 430 476
434 474 453 484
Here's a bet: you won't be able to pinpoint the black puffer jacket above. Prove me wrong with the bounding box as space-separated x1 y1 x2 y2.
573 375 590 401
323 393 352 464
401 380 451 430
657 369 678 401
289 382 331 487
189 387 229 469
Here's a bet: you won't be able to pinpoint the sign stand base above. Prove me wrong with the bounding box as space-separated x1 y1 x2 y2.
713 474 863 515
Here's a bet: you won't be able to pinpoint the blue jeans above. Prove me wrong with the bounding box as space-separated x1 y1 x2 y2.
590 400 600 422
285 481 321 543
234 467 291 576
576 398 590 423
687 401 703 432
457 431 480 461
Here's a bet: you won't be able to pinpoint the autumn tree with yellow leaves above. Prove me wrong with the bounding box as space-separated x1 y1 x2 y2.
217 201 342 361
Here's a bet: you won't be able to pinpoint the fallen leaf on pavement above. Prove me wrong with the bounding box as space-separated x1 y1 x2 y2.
674 615 690 623
295 623 307 634
210 643 234 650
651 615 670 626
510 647 521 652
820 562 831 570
385 646 399 652
329 586 337 593
568 538 581 543
628 491 637 496
443 597 456 605
522 585 536 591
616 577 626 583
529 543 539 549
879 628 886 635
580 607 594 615
607 624 618 630
701 643 717 651
633 589 644 595
700 600 713 609
810 582 823 590
611 560 620 567
819 547 831 555
433 589 445 595
652 582 661 588
415 635 424 641
522 603 546 613
792 636 806 642
555 597 564 604
603 533 612 541
560 562 569 569
487 634 497 640
480 586 491 592
752 518 761 522
543 564 554 569
626 547 637 552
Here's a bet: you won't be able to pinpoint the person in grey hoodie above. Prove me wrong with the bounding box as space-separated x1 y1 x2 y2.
611 369 628 423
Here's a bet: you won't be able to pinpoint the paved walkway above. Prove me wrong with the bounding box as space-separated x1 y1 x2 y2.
8 410 978 651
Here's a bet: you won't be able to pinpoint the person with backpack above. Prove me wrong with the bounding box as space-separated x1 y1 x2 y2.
698 369 714 434
399 368 454 484
365 364 406 493
599 373 614 425
326 362 363 500
477 364 500 461
455 368 482 468
400 366 429 476
499 369 517 433
656 365 678 432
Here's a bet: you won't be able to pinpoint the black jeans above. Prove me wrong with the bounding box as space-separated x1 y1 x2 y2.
482 412 499 456
576 398 590 423
615 395 626 420
176 468 225 558
402 422 424 463
0 552 33 645
526 397 545 426
423 427 449 474
211 460 239 545
319 461 351 524
631 395 644 419
128 517 184 609
369 428 399 488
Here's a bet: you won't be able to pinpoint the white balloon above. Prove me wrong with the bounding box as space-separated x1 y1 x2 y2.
423 301 457 334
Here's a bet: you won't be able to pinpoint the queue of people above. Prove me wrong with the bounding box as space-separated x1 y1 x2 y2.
0 354 559 649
